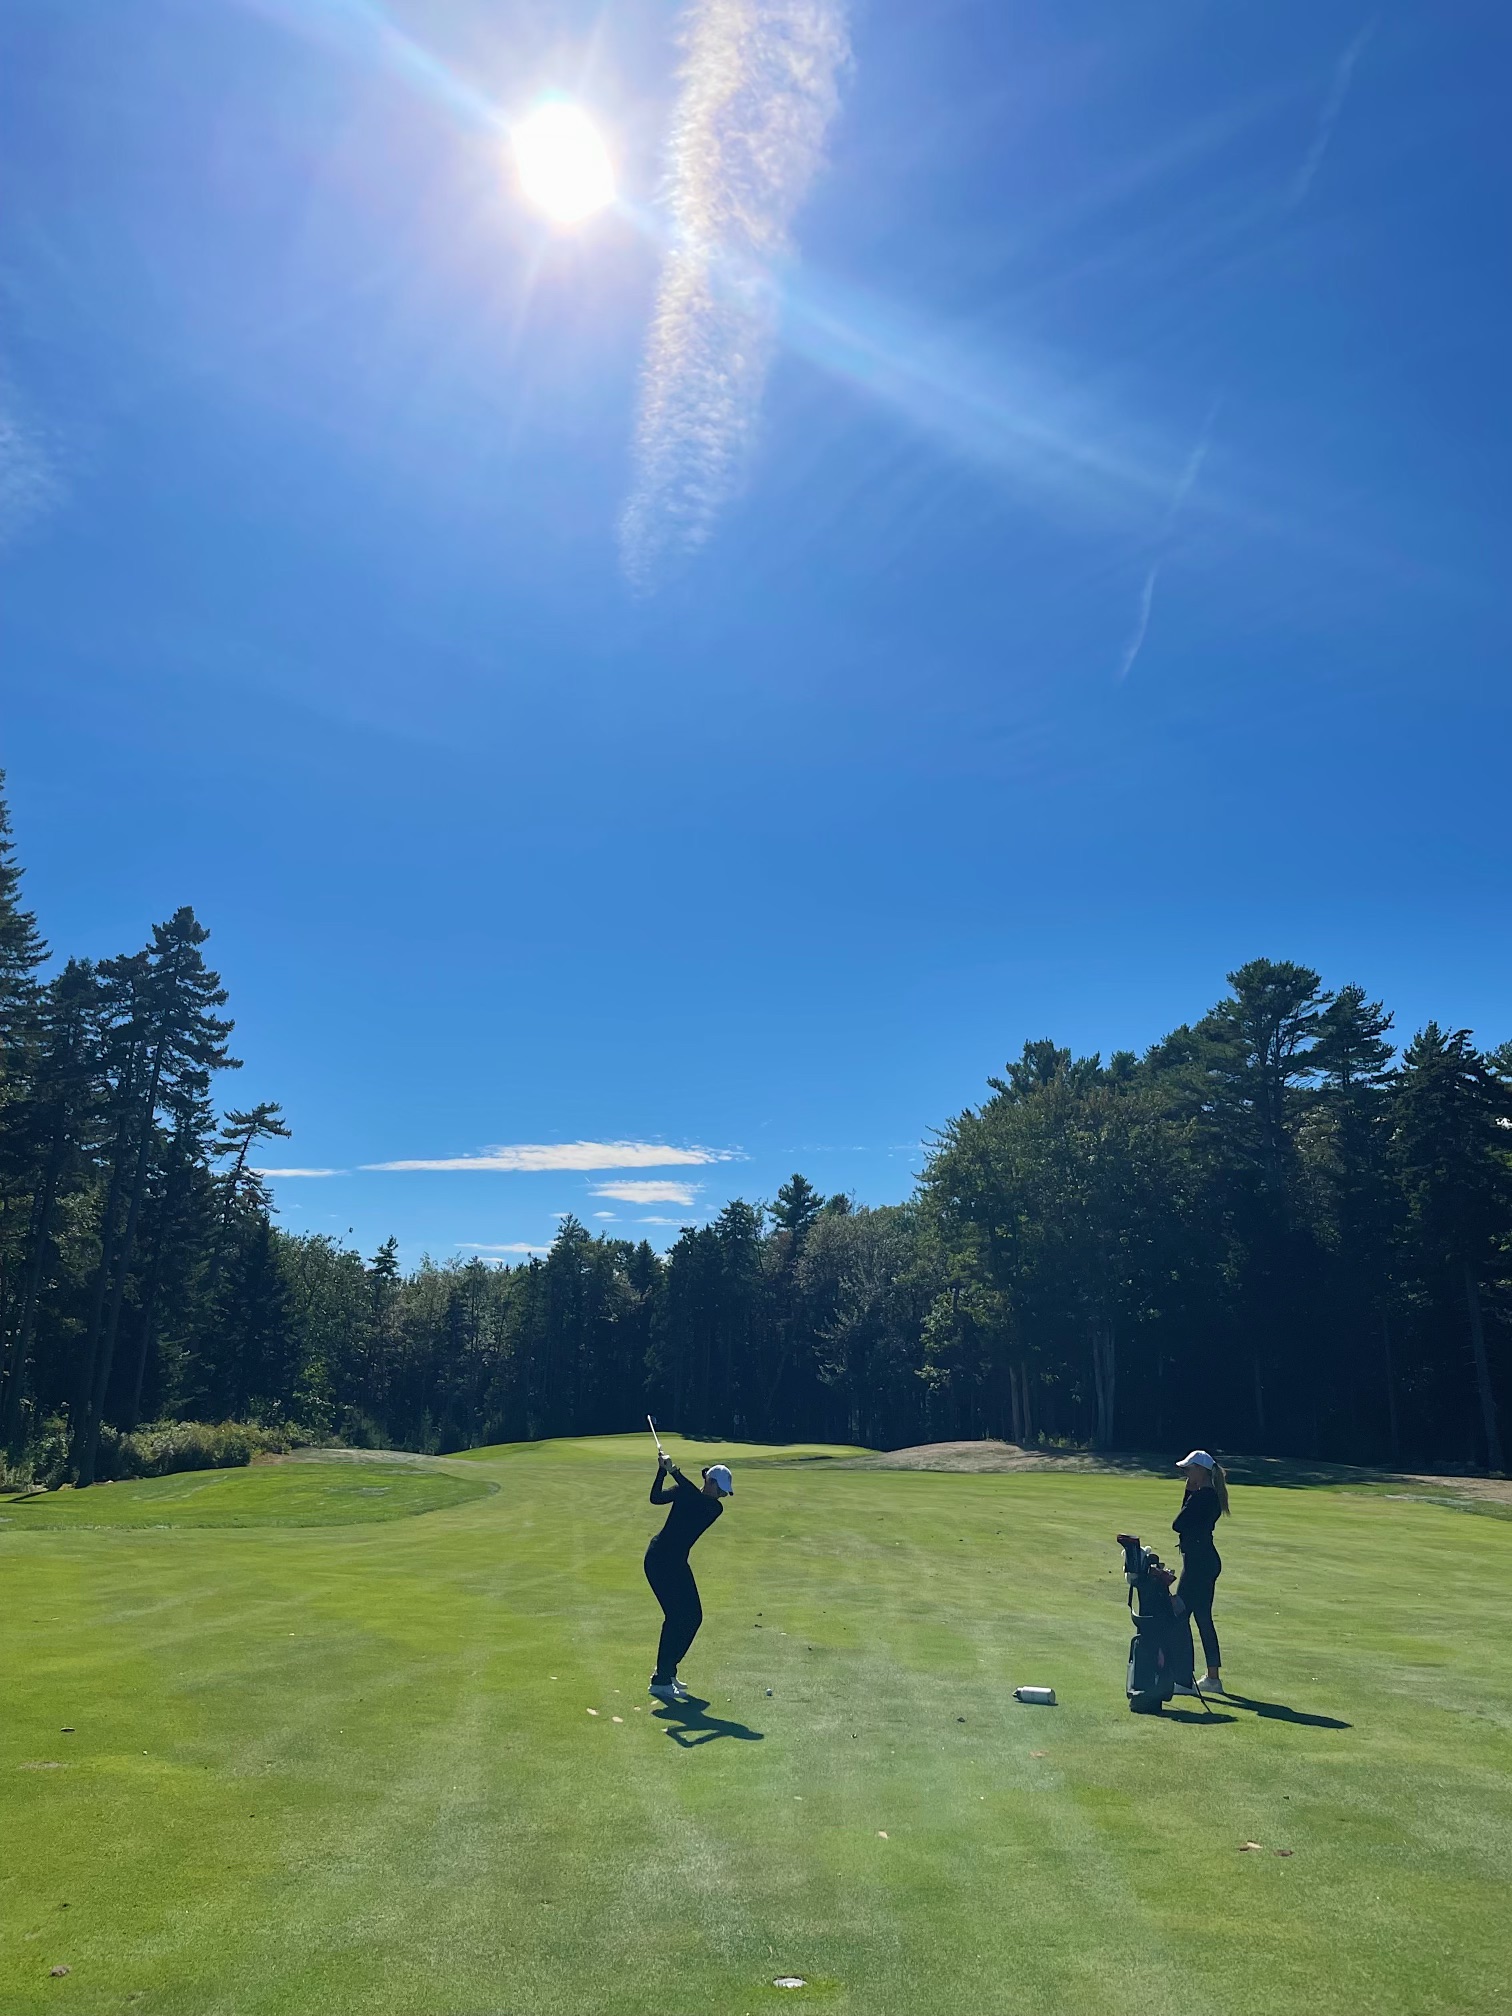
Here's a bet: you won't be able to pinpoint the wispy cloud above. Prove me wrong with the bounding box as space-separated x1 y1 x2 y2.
638 1215 686 1225
255 1166 344 1178
592 1211 618 1220
0 370 63 546
593 1180 699 1207
1115 399 1220 682
1291 22 1377 208
366 1140 736 1173
1164 402 1220 528
619 0 850 586
1115 566 1160 684
456 1241 551 1255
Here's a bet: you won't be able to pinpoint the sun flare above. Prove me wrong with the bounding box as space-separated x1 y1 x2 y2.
512 101 615 225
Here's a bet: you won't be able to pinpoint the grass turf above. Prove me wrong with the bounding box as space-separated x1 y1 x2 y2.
2 1432 1507 2015
0 1461 491 1529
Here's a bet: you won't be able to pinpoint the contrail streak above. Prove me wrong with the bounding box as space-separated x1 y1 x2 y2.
1116 565 1159 683
1116 398 1220 681
1164 397 1221 528
620 0 850 588
1291 21 1377 207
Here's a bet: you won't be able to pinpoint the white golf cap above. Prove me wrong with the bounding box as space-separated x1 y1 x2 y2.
704 1464 734 1496
1178 1449 1216 1470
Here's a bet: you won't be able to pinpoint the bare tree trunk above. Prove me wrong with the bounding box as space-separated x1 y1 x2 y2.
72 1126 133 1469
1091 1325 1117 1451
77 1048 165 1486
1462 1264 1505 1473
0 1160 62 1446
1253 1353 1267 1440
1019 1364 1036 1444
126 1137 191 1431
1381 1309 1400 1466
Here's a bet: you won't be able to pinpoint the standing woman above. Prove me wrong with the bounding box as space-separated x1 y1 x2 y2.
1172 1449 1229 1695
645 1452 734 1702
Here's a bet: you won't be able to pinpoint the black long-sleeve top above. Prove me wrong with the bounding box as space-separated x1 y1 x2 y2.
1172 1486 1222 1566
647 1464 723 1562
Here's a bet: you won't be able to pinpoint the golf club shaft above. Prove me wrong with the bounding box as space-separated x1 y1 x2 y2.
647 1414 666 1461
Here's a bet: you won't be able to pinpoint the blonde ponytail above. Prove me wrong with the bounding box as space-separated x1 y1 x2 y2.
1212 1460 1230 1517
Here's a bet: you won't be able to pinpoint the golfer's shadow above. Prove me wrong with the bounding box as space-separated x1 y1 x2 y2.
652 1696 765 1748
1224 1693 1351 1730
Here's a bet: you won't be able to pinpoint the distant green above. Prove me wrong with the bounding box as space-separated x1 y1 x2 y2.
2 1434 1508 2016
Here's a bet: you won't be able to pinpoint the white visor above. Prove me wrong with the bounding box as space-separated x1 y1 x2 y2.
704 1464 734 1496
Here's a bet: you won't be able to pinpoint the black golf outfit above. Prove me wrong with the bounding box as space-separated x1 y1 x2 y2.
1173 1486 1223 1678
646 1465 722 1686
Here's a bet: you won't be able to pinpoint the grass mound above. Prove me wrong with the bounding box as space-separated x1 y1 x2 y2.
0 1459 491 1528
2 1434 1508 2015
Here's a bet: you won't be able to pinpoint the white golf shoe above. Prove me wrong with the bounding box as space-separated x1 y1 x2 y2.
648 1679 680 1702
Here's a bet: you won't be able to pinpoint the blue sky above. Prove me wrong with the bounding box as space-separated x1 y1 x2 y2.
3 0 1509 1265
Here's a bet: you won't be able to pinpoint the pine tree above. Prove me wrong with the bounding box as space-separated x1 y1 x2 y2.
1393 1025 1510 1471
0 961 100 1448
1308 987 1401 1455
72 911 237 1484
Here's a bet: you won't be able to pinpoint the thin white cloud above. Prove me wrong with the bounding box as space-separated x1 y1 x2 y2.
619 0 850 586
365 1140 735 1173
593 1180 699 1207
638 1215 686 1226
593 1211 618 1220
1115 565 1159 683
1116 398 1219 682
456 1241 551 1255
0 371 63 546
1291 22 1376 208
254 1166 344 1178
1164 399 1220 529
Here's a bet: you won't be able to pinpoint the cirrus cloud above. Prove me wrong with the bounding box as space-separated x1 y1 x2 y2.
455 1241 551 1255
592 1180 699 1207
619 0 851 587
365 1140 737 1173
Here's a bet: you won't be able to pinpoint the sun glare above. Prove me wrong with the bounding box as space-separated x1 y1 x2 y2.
513 101 615 225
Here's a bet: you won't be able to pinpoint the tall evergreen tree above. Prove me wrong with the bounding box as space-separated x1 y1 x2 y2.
1393 1025 1510 1471
72 911 237 1484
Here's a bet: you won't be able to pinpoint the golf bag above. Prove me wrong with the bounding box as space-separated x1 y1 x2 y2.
1116 1534 1186 1714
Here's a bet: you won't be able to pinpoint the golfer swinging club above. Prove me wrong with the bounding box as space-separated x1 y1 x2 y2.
644 1425 733 1703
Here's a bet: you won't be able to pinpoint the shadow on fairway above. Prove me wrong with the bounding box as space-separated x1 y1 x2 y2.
652 1696 765 1748
1223 1692 1352 1730
1161 1708 1238 1724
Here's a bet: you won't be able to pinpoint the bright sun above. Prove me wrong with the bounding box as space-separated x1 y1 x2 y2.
512 102 615 225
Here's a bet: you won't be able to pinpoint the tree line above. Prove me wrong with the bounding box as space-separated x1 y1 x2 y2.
1 774 1507 1482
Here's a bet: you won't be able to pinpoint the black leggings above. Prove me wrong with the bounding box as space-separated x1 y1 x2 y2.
645 1548 703 1684
1178 1559 1222 1676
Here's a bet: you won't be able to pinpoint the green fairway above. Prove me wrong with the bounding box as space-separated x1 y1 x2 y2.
0 1461 492 1529
2 1436 1507 2015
